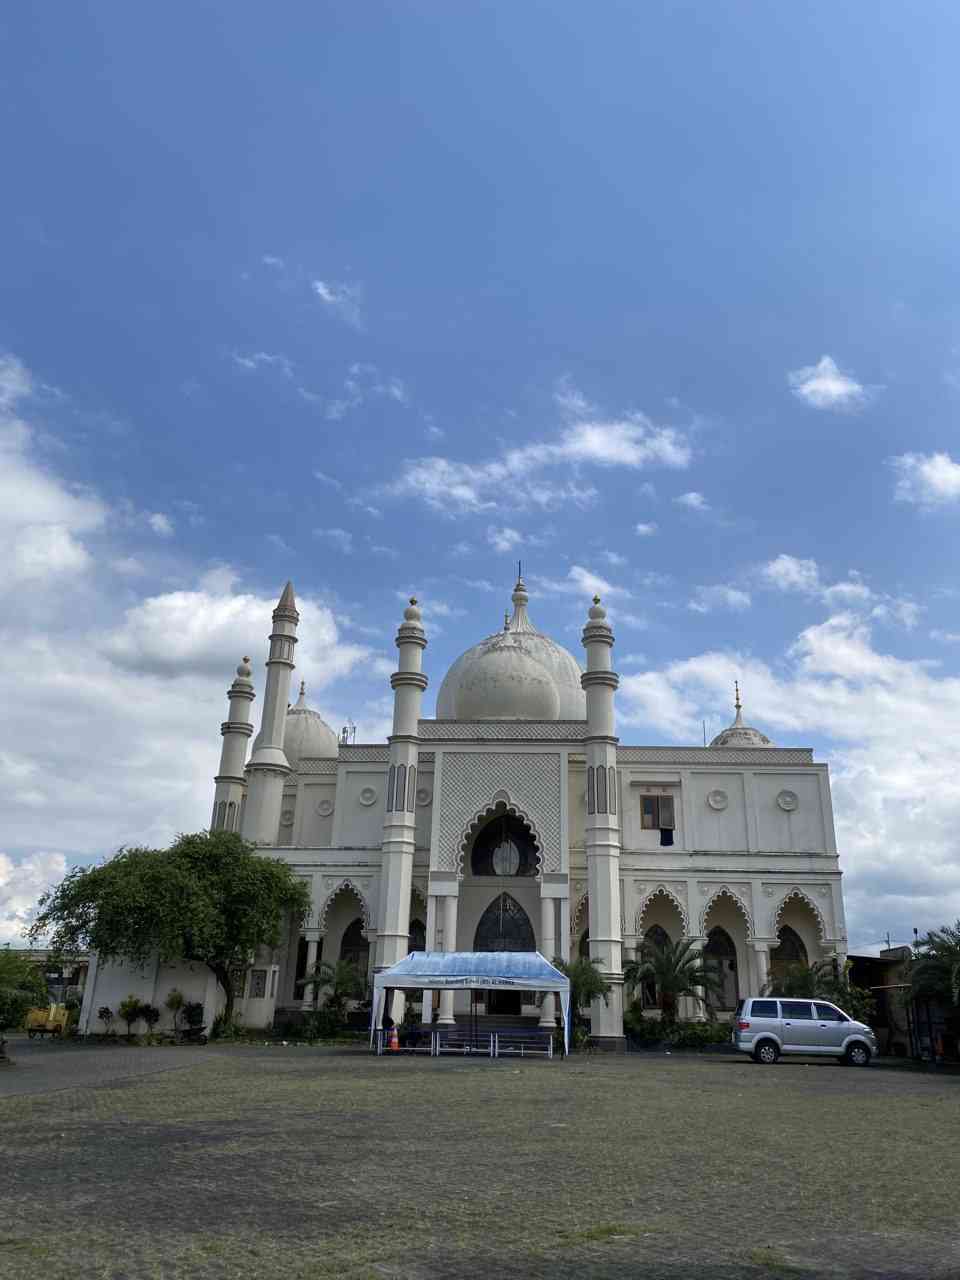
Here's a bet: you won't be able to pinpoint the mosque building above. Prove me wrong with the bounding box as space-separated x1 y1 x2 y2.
79 577 847 1045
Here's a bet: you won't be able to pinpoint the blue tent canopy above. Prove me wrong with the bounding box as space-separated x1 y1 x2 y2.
371 951 571 1052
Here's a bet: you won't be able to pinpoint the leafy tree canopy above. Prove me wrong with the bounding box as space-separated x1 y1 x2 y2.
911 921 960 1007
765 959 876 1024
29 831 311 1024
551 955 610 1029
624 937 723 1025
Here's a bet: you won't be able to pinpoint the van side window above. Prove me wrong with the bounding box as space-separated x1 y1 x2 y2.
815 1003 844 1021
750 1000 778 1018
780 1000 813 1019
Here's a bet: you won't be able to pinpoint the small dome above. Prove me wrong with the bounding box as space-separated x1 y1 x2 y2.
709 683 774 748
436 577 586 721
283 682 338 767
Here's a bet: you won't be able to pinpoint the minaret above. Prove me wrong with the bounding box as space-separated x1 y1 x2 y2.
376 598 428 1017
241 582 299 845
211 657 256 832
581 594 625 1046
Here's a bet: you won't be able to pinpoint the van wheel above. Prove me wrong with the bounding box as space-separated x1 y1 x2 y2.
753 1040 779 1064
845 1043 871 1067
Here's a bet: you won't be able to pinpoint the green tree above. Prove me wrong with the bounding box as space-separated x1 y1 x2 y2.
765 959 876 1023
118 994 142 1038
0 949 48 1056
911 922 960 1007
551 956 611 1031
29 831 311 1027
165 988 186 1031
300 959 367 1018
623 937 723 1026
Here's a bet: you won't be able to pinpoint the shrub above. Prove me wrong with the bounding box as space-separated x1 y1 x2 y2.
97 1006 115 1035
667 1021 731 1050
182 1001 205 1028
138 1003 161 1033
118 994 142 1038
165 988 186 1030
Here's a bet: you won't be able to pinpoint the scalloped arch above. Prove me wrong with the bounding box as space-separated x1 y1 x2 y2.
635 885 688 936
457 793 544 879
699 885 753 941
571 889 589 934
317 879 372 937
773 886 827 944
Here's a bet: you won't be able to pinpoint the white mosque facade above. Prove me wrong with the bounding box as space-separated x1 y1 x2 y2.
79 579 848 1045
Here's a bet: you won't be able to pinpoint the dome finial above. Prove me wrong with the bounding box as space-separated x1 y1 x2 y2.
296 679 307 707
508 571 534 633
733 680 743 725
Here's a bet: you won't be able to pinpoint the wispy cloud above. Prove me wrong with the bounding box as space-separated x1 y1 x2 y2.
673 492 709 512
688 584 751 614
386 385 691 516
301 363 409 422
313 470 342 490
760 554 918 628
487 526 523 553
312 279 364 330
603 550 627 566
788 355 867 411
534 564 631 601
230 351 294 378
634 522 658 536
314 527 353 554
148 512 174 538
890 451 960 507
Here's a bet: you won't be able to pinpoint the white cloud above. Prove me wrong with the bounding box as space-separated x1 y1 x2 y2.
0 851 69 943
788 355 867 411
230 351 294 378
535 564 631 601
688 585 752 614
261 254 285 269
762 554 821 594
386 389 690 516
930 629 960 644
673 491 709 512
0 353 32 408
311 279 364 330
634 522 658 536
313 470 342 490
603 550 627 567
890 451 960 507
304 363 409 421
314 527 353 554
619 613 960 947
619 653 647 666
487 526 523 553
148 512 174 538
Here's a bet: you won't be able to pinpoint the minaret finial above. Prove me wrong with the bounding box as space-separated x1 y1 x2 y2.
734 679 741 711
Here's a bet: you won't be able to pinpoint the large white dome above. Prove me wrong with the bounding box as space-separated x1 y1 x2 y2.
436 578 586 721
283 683 339 766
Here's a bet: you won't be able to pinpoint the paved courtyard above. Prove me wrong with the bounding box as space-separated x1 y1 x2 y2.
2 1037 959 1280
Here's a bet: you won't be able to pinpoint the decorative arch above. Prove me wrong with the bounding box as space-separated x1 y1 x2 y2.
773 886 827 944
571 888 589 935
316 878 372 937
457 792 544 879
635 884 689 936
699 884 753 941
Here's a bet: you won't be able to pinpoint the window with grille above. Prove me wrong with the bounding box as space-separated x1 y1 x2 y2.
248 969 267 999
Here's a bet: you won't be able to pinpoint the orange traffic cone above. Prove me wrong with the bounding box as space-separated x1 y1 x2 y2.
389 1025 400 1052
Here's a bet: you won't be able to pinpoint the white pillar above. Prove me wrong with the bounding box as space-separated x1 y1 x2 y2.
211 657 255 831
421 893 438 1025
753 943 771 995
301 937 318 1010
582 596 624 1045
539 895 557 1027
242 583 298 845
438 895 458 1025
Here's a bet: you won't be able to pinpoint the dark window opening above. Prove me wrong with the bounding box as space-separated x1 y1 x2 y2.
339 918 370 972
474 893 536 953
471 814 538 877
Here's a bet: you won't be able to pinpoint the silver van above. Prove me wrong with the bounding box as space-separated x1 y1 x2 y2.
732 997 877 1066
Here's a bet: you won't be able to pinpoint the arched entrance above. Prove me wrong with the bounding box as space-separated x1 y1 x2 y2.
704 926 739 1012
475 892 535 1014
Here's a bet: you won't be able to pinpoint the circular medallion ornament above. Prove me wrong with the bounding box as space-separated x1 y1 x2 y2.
359 786 378 807
280 808 295 826
415 785 432 807
777 789 799 812
316 798 334 817
707 789 728 811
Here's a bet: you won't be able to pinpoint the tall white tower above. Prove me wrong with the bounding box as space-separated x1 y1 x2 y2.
211 657 255 832
581 594 625 1046
241 582 299 846
376 598 428 1016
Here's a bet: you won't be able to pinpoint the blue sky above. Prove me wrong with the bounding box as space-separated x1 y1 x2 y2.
3 2 960 951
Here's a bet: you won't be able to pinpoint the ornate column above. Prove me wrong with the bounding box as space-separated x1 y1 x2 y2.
376 599 428 1025
301 936 319 1011
437 895 458 1025
752 942 771 995
581 596 625 1047
539 895 557 1027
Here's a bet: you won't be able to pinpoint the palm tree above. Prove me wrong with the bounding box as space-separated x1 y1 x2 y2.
911 922 960 1007
763 958 836 999
299 959 367 1015
550 956 610 1030
623 937 723 1025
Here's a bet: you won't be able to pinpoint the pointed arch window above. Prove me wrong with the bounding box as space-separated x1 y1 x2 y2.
395 764 407 812
587 767 596 815
771 924 808 978
386 765 395 812
470 814 538 877
474 893 536 952
704 926 739 1012
596 766 608 814
406 766 417 812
